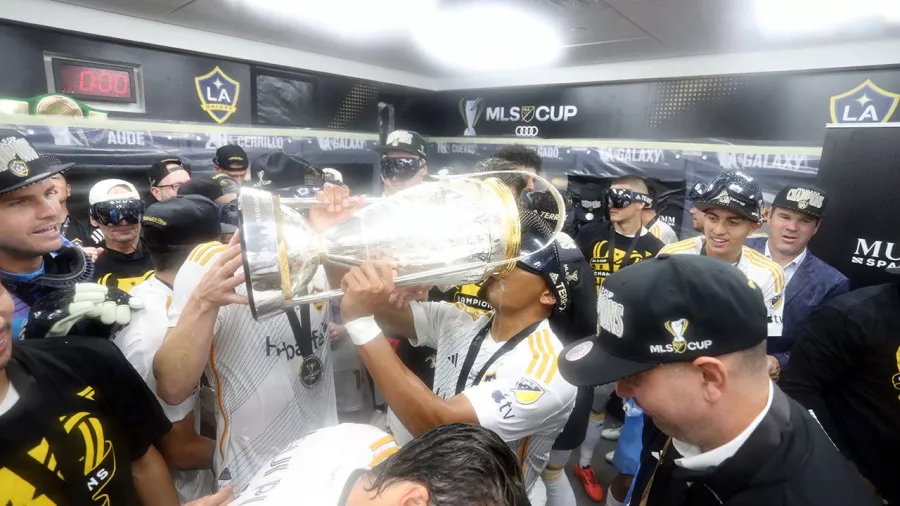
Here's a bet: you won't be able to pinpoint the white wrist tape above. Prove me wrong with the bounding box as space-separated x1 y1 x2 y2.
345 316 382 346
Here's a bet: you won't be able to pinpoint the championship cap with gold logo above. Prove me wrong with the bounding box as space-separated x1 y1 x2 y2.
558 254 767 387
0 130 73 195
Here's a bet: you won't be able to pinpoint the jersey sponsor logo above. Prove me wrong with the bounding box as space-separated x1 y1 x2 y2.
264 321 327 361
597 287 625 338
492 390 515 420
511 377 545 405
195 66 240 124
830 79 900 124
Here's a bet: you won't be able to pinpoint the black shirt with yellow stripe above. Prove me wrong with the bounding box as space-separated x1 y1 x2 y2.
0 338 171 506
574 220 664 291
93 241 155 293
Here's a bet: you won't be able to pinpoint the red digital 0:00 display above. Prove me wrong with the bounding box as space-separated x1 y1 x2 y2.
57 63 134 101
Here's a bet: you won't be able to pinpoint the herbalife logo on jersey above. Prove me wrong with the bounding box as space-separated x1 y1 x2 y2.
851 237 900 269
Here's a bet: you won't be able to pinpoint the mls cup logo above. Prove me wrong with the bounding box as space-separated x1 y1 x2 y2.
521 106 536 123
459 98 485 136
665 319 689 354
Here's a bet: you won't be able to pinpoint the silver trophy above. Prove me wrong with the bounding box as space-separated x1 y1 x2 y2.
239 172 564 321
459 98 485 136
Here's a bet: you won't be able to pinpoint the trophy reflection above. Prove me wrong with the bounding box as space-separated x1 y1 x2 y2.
240 175 535 321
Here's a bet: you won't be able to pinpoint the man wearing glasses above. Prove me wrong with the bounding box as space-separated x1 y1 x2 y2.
149 158 192 202
89 179 154 292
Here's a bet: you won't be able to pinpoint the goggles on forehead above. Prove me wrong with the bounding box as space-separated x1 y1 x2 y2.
218 202 240 228
90 199 145 226
380 156 422 181
604 188 652 209
689 182 706 200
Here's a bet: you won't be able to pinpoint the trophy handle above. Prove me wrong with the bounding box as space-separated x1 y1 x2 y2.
280 196 382 208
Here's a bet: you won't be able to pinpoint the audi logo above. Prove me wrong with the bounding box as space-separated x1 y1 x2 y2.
515 126 540 137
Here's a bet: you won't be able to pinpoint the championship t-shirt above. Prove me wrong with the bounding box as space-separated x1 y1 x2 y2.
0 338 171 506
93 241 155 292
231 424 399 505
168 242 338 493
660 237 785 337
113 276 213 503
574 221 665 291
407 301 577 495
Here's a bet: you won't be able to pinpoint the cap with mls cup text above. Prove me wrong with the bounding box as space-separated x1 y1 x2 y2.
0 130 73 195
213 144 249 171
558 254 768 387
142 195 223 246
772 184 827 219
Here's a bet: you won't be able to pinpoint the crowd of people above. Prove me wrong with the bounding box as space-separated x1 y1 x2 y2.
0 126 896 506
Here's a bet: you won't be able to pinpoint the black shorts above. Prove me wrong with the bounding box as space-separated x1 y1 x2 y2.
552 386 593 450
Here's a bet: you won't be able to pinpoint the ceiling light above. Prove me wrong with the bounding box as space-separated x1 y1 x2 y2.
411 3 563 72
240 0 435 41
755 0 900 34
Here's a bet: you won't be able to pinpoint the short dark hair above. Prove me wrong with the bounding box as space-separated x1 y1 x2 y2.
367 423 528 506
475 157 528 194
612 175 649 194
493 145 542 172
146 242 195 273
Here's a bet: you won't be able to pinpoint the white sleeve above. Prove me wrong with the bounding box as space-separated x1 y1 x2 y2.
409 301 483 349
765 276 785 338
156 387 196 422
462 331 576 441
168 243 227 331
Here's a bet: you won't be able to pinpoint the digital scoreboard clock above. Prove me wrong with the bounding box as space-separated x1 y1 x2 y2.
50 58 138 104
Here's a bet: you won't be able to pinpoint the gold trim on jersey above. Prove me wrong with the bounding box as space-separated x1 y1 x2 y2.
368 434 400 467
189 242 222 263
518 436 532 475
658 238 697 255
209 342 229 458
742 247 786 294
199 246 226 267
525 329 558 384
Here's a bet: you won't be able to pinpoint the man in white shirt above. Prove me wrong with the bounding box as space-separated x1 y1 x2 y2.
745 185 849 368
113 195 222 503
187 423 530 506
153 179 360 493
337 213 578 503
659 171 785 378
557 254 878 506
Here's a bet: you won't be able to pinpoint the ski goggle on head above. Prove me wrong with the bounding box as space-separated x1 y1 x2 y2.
90 199 145 226
604 188 652 209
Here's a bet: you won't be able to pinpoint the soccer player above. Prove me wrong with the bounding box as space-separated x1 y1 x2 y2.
338 212 579 503
153 179 359 493
659 170 785 371
187 423 529 506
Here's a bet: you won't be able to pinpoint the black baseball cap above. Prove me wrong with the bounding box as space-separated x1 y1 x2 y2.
771 184 827 219
693 171 764 222
251 150 324 190
214 144 249 171
142 195 222 246
558 254 768 387
178 173 239 202
148 158 190 187
0 131 73 195
375 129 427 159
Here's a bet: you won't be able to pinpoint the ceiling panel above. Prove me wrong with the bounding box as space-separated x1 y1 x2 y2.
55 0 189 18
562 36 673 66
559 5 651 45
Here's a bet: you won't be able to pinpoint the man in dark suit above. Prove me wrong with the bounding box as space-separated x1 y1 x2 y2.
745 184 849 372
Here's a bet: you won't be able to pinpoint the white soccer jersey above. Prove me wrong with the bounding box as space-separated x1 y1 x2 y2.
113 276 213 503
231 424 399 506
649 220 679 245
659 238 786 336
332 337 370 413
407 301 576 495
168 242 338 493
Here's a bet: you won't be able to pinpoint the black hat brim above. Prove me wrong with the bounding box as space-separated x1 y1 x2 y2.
693 199 759 222
374 145 422 157
1 162 74 195
558 336 658 387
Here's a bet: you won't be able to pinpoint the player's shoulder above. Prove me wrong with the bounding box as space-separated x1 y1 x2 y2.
15 337 132 383
186 241 226 267
174 241 225 286
506 320 565 385
303 424 398 466
741 246 785 293
659 237 698 255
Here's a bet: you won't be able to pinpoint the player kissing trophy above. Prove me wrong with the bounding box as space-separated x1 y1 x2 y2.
239 172 565 320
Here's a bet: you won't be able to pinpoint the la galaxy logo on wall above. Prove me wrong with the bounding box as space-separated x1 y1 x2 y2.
830 79 900 124
195 67 240 124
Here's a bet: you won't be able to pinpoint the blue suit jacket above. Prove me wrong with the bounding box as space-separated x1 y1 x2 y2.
745 238 850 365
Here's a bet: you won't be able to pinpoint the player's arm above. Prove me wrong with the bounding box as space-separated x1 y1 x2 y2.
154 235 247 405
158 411 215 471
780 306 858 454
132 445 180 506
308 183 366 290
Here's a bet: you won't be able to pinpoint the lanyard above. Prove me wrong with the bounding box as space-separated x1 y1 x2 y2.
639 437 673 506
284 305 324 388
608 223 642 272
60 215 71 239
455 318 542 395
